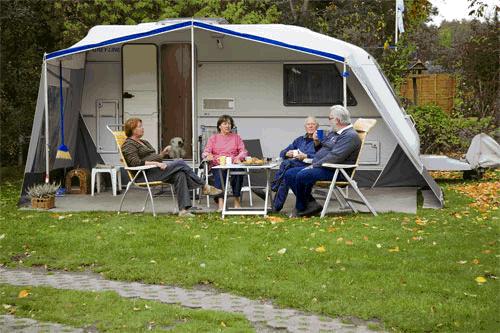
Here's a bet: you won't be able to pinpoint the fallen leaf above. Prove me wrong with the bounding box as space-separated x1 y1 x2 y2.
388 246 400 252
266 216 284 223
277 248 287 255
327 227 337 233
475 276 487 284
149 260 157 264
472 259 480 265
457 260 467 264
363 236 368 241
315 245 326 253
482 250 492 254
0 234 5 240
345 240 353 245
336 237 343 243
220 321 226 327
193 235 201 239
376 244 382 248
464 292 477 297
18 290 29 298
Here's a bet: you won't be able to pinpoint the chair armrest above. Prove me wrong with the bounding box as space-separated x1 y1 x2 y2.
321 163 358 169
125 165 158 171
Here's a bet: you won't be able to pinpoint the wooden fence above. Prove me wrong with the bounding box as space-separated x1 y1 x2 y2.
400 73 456 113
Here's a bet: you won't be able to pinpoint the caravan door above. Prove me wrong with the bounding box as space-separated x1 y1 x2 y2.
122 44 158 148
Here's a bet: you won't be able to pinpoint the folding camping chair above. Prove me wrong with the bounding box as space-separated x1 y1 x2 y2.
315 118 378 217
107 125 176 217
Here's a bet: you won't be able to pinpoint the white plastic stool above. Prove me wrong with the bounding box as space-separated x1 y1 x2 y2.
91 166 122 196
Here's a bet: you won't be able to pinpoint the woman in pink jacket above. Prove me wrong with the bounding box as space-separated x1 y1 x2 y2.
202 115 248 210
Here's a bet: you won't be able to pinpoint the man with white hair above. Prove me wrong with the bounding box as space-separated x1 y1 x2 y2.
284 105 361 217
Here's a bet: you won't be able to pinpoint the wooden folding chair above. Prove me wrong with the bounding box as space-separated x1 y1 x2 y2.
315 118 378 217
107 125 176 217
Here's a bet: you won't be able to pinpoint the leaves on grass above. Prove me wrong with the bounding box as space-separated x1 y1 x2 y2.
315 245 326 253
277 248 287 255
388 246 400 252
18 290 29 298
451 181 499 212
266 216 284 224
376 244 382 248
475 276 487 284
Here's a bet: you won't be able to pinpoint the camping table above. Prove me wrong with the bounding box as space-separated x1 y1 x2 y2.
212 163 278 219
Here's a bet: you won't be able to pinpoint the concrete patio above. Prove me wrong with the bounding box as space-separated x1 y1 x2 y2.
23 186 418 215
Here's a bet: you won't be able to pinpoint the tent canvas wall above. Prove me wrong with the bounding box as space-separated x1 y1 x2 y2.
20 18 443 208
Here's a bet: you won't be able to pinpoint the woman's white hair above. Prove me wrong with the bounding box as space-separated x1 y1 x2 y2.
304 116 319 126
329 105 351 125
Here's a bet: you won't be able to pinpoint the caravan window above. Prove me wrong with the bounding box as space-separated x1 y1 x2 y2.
283 64 356 106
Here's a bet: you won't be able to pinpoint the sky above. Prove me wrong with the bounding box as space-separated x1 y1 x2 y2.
427 0 498 26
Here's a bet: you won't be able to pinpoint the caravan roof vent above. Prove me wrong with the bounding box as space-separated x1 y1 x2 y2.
203 98 235 111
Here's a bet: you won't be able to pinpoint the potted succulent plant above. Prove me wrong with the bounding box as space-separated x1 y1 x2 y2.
27 182 59 209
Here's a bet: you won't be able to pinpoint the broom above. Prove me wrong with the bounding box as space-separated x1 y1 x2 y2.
56 61 71 160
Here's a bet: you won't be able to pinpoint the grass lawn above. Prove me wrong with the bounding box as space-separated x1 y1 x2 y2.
0 167 498 332
0 284 253 332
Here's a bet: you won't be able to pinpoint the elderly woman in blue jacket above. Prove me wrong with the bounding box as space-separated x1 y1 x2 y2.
271 116 319 212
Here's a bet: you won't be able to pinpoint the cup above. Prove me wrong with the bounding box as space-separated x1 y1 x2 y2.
218 156 226 166
245 156 252 162
317 129 324 140
292 149 299 157
226 156 232 165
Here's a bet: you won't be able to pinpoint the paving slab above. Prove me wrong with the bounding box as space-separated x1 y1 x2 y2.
0 267 382 333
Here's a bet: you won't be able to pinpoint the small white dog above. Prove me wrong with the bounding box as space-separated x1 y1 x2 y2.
168 137 186 159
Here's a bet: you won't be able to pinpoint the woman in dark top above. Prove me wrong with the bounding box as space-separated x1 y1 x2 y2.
121 118 221 217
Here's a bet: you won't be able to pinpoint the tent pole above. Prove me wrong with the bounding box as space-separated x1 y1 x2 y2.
395 0 398 48
43 54 50 183
191 19 196 167
343 62 347 108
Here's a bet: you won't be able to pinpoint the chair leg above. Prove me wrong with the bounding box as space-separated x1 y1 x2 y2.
142 190 149 212
320 169 339 218
119 181 133 214
332 187 349 209
111 169 117 196
170 184 177 214
340 169 377 216
142 171 156 217
337 187 358 213
91 169 96 196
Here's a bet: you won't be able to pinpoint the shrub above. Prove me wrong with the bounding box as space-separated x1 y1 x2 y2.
407 104 493 154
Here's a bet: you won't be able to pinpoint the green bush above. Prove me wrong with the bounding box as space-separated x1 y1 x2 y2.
407 104 493 154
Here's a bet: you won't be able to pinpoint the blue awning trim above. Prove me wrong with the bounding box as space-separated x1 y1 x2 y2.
193 21 345 62
46 21 191 60
46 20 345 63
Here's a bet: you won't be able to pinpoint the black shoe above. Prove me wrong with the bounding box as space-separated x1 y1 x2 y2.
297 201 323 217
252 188 267 200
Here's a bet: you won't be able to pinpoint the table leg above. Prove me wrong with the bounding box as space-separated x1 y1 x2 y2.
263 168 271 217
221 169 229 219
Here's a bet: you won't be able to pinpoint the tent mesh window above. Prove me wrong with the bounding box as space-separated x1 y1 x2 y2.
283 64 356 106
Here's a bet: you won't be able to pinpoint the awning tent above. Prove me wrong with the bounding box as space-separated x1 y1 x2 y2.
21 18 444 208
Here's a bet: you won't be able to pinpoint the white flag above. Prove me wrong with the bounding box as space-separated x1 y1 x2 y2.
396 0 405 34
